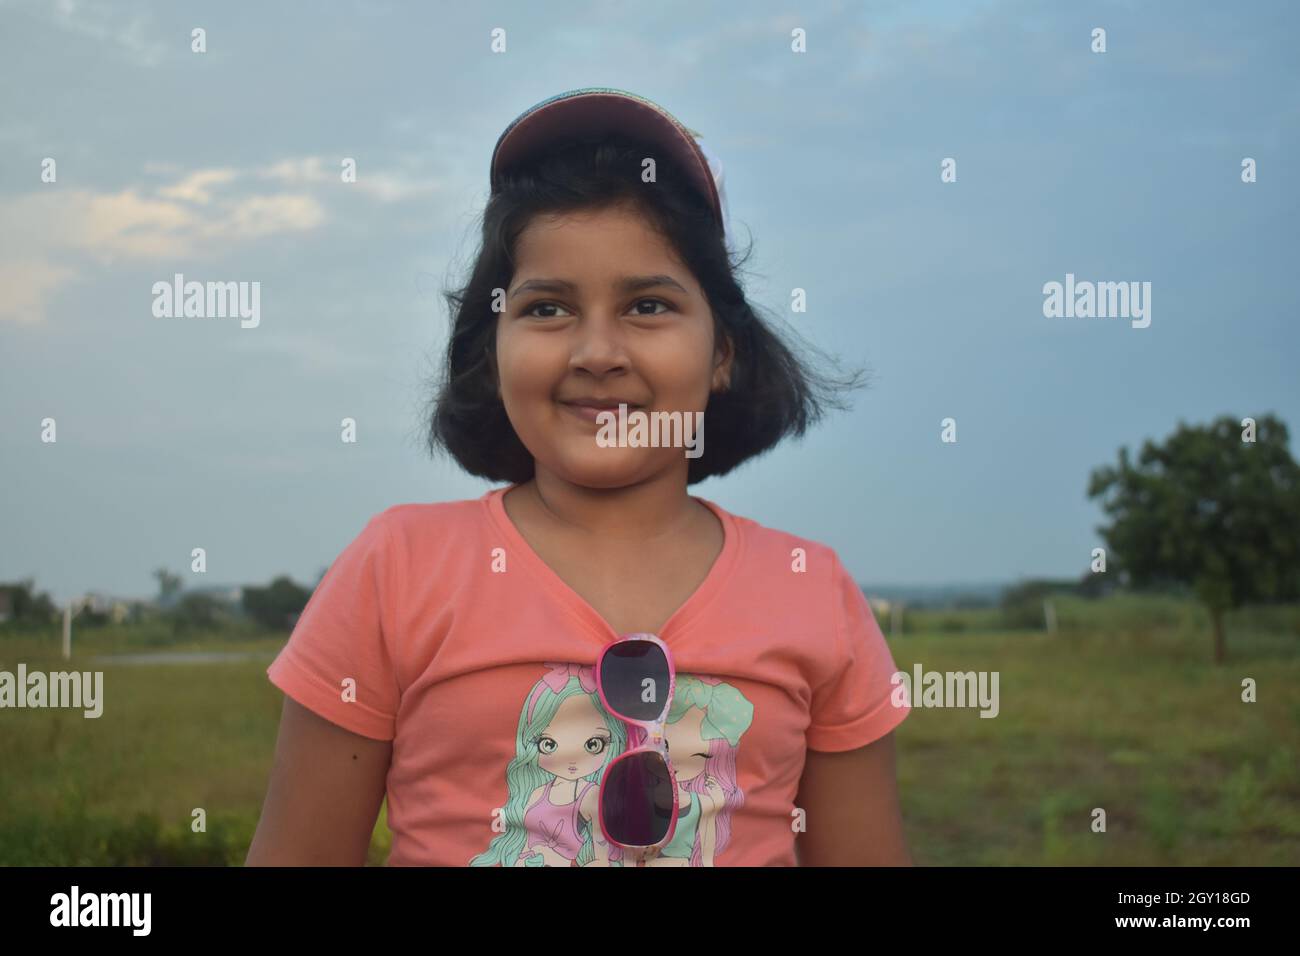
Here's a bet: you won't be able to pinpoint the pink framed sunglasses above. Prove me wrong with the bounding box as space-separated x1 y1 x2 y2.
594 633 679 855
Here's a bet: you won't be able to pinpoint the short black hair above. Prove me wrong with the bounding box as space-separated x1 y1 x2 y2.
424 131 867 484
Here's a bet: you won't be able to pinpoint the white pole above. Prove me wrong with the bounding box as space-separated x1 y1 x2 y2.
1044 598 1057 635
62 602 72 660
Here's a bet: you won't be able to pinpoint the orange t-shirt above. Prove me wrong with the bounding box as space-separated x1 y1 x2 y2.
266 484 909 866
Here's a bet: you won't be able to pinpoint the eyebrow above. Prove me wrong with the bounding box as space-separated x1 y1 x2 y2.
509 275 689 299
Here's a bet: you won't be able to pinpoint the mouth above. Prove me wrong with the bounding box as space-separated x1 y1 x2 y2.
558 401 643 423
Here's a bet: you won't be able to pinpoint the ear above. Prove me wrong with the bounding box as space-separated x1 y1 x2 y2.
711 332 734 392
485 344 502 399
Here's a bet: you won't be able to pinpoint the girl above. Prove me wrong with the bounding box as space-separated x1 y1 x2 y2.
246 87 911 867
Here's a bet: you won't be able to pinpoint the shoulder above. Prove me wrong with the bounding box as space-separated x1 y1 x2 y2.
714 502 841 582
376 498 481 528
370 497 489 548
337 498 494 592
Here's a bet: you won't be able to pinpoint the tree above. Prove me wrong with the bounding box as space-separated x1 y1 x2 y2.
0 578 57 625
153 568 183 604
170 593 226 636
1087 414 1300 664
1075 567 1116 600
242 576 312 632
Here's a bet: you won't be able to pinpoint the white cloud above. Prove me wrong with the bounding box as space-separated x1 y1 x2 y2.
203 193 325 242
0 258 78 325
257 155 442 203
0 148 450 324
0 170 327 322
0 185 324 261
156 169 240 205
49 0 169 68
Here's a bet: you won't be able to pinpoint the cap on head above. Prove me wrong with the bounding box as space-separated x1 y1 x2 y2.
489 87 726 235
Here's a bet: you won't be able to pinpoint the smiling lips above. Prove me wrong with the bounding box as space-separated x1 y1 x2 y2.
559 398 644 423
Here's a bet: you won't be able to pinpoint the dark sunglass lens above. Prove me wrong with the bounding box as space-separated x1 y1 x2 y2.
602 751 674 847
600 640 670 721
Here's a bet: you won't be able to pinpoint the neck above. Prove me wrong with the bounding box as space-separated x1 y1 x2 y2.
520 470 702 544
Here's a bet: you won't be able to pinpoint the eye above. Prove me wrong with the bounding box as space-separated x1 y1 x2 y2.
522 299 673 319
585 736 608 755
536 736 558 754
630 298 671 316
523 301 571 319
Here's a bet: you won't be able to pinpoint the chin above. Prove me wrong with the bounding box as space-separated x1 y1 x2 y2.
549 452 649 489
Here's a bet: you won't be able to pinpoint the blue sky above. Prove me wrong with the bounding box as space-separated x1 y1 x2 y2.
1 0 1297 604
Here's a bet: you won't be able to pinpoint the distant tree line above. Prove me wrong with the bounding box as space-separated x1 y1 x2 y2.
241 576 313 631
0 579 59 625
0 572 317 635
997 571 1117 629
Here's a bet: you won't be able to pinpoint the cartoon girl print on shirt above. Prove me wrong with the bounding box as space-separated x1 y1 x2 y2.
634 675 754 867
471 665 754 867
470 662 629 867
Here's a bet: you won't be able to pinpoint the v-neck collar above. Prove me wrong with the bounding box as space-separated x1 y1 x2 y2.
482 482 741 647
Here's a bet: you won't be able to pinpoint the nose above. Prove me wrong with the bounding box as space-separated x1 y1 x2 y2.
567 312 630 377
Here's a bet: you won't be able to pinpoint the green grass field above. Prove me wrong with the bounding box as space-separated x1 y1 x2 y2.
1 597 1297 865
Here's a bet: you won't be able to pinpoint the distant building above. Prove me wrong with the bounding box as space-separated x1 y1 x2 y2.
154 585 245 613
74 592 133 624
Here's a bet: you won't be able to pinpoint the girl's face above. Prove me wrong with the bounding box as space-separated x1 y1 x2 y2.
495 202 732 489
664 705 710 784
534 692 612 782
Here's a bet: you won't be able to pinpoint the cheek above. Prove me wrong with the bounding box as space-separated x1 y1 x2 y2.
642 335 717 395
496 349 537 391
496 335 564 397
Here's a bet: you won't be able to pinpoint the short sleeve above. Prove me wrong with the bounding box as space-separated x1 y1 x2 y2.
805 550 910 752
266 512 401 741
